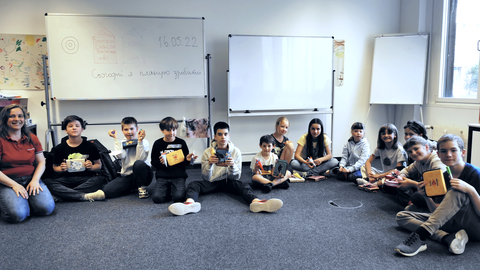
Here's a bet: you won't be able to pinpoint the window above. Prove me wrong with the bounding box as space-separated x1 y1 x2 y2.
442 0 480 102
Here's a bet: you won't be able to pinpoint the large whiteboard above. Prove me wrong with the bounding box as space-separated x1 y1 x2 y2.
228 35 333 112
369 34 428 105
45 14 206 100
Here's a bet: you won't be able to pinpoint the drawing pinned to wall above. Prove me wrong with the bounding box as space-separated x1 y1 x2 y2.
184 118 210 138
93 27 116 64
123 29 144 64
0 34 47 90
334 39 345 86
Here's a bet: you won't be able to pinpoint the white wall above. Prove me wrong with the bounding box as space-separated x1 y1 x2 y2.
0 0 403 161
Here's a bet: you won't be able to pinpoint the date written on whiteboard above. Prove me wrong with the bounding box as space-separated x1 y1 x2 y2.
159 36 198 48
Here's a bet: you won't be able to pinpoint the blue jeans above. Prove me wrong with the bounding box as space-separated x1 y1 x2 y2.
290 158 339 176
0 177 55 223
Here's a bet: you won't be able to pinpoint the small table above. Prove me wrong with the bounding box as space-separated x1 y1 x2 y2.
467 123 480 164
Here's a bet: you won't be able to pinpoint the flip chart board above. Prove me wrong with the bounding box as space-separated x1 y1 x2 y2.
369 34 428 105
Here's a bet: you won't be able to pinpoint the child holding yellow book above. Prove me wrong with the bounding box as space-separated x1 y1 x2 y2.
395 134 480 256
151 117 196 203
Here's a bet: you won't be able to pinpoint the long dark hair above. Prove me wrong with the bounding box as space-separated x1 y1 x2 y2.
404 120 428 139
0 104 31 141
377 123 399 150
306 118 325 159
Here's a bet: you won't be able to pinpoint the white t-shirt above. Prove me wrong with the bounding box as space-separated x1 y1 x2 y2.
250 151 278 175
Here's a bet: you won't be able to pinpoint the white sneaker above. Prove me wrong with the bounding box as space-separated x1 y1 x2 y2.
449 229 469 255
138 186 149 199
355 178 369 186
168 201 201 216
84 190 105 202
250 198 283 213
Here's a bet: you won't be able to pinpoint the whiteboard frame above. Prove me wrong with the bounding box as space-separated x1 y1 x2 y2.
227 35 334 114
369 33 429 105
45 13 207 100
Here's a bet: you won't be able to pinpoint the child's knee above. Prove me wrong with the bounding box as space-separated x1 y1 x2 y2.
285 141 294 150
133 160 148 170
151 192 169 204
172 193 185 203
395 211 410 225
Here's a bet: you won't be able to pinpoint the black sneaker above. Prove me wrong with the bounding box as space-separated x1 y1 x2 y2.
395 232 427 256
274 181 290 190
261 183 273 193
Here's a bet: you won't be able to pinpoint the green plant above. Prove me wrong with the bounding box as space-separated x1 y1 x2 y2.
464 64 478 95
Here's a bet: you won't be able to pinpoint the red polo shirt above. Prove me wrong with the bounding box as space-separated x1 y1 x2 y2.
0 133 43 178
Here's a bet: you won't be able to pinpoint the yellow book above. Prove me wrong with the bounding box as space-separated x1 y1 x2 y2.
423 169 447 197
166 149 185 166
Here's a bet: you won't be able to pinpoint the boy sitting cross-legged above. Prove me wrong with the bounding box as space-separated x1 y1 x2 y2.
251 134 291 193
45 115 107 202
395 134 480 256
168 121 283 215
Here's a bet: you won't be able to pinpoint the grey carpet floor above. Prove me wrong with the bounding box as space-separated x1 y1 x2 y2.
1 165 479 270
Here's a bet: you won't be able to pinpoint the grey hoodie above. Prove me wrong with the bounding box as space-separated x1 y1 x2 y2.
339 137 370 172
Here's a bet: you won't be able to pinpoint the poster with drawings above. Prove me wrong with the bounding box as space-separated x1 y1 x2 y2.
0 34 47 90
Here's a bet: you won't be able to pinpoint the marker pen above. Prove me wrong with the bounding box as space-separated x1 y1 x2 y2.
446 166 453 180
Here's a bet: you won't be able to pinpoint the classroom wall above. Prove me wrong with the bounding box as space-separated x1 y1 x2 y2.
2 0 405 161
396 0 480 167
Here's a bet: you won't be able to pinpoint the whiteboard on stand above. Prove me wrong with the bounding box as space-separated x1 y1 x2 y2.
228 35 333 112
369 34 428 105
45 14 206 100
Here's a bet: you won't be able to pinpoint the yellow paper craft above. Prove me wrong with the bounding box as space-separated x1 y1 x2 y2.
423 169 447 197
166 149 185 166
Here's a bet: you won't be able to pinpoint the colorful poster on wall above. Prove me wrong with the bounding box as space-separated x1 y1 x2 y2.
0 34 47 89
334 39 345 87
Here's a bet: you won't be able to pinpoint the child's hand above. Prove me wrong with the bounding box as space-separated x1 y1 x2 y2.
397 177 417 188
367 171 377 180
84 160 93 170
209 154 219 164
186 152 197 162
60 159 68 172
160 155 165 165
138 129 146 142
417 181 427 196
314 158 323 166
339 167 347 173
108 129 117 139
224 157 235 167
450 178 472 194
